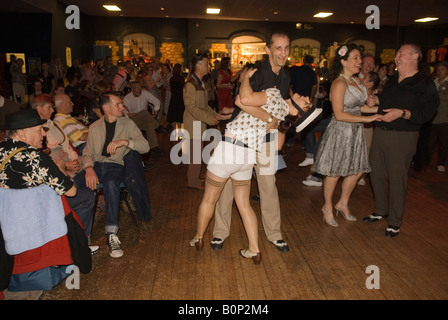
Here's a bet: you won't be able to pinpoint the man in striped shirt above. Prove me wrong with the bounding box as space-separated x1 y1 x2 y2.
53 93 89 152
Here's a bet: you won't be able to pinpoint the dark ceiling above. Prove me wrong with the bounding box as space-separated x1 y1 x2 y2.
2 0 447 27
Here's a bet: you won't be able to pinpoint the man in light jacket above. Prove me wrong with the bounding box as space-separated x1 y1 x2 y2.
80 92 150 258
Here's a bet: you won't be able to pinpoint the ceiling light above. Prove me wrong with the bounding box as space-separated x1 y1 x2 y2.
103 5 121 11
414 17 439 23
313 12 333 18
206 8 220 14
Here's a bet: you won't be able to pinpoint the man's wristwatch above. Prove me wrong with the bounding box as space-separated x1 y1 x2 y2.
402 110 407 119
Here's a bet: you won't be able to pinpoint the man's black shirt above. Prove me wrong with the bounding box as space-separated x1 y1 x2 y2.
377 71 439 131
102 120 117 157
231 59 291 120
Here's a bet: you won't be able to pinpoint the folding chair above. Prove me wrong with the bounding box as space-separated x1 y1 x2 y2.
94 183 138 227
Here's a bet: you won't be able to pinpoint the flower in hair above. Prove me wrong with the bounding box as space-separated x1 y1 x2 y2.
338 46 348 57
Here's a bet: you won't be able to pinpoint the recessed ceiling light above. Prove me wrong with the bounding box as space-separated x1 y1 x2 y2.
206 8 220 14
414 17 439 23
103 5 121 11
313 12 333 18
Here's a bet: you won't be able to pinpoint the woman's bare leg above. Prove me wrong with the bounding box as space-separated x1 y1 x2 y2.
322 176 339 221
336 173 362 217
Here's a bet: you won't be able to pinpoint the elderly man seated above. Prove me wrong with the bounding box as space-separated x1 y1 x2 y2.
77 92 151 258
0 109 76 194
53 93 89 152
123 81 161 150
31 94 97 252
0 109 91 293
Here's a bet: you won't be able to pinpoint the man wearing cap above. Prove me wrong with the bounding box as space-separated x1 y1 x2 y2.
0 109 93 290
0 109 77 197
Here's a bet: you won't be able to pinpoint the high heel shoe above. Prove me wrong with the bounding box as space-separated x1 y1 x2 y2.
335 203 357 221
322 207 338 227
239 249 262 265
190 237 204 251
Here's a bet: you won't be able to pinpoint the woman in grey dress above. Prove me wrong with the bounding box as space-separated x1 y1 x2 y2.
313 44 381 227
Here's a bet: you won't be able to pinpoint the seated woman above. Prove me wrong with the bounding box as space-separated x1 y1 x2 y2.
31 94 80 177
190 68 311 265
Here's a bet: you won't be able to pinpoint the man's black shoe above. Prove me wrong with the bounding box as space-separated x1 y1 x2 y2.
362 213 387 223
385 225 400 238
210 238 224 250
271 240 290 252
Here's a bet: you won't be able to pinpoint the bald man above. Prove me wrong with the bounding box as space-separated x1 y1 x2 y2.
363 44 439 237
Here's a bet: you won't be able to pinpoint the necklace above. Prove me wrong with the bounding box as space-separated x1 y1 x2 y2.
340 73 365 97
340 73 355 83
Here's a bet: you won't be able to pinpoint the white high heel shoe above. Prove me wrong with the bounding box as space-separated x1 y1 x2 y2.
189 237 203 250
335 203 357 221
322 207 338 227
239 249 262 265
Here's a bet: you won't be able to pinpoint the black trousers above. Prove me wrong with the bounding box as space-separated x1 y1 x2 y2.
369 127 419 227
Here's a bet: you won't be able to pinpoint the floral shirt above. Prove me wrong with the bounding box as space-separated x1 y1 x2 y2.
0 138 73 195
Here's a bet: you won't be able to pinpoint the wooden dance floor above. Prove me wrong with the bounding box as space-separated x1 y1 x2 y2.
42 132 448 301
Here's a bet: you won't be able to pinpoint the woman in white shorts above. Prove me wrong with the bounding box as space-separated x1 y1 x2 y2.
190 68 311 264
